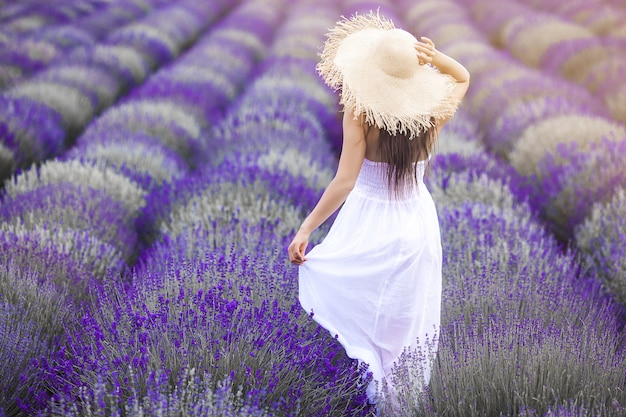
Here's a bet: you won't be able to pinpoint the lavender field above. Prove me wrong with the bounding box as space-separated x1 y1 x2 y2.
1 0 625 416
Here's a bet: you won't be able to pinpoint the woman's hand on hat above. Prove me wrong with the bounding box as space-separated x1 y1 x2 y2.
415 36 437 66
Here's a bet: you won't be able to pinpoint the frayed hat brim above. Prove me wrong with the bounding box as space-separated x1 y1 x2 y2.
316 11 460 137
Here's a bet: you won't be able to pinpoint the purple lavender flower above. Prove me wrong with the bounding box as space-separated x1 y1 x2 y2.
0 301 48 416
43 369 280 417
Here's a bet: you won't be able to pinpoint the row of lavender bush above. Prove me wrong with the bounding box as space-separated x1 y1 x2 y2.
378 1 626 415
416 0 626 318
0 0 234 414
0 0 227 183
0 0 169 91
1 0 625 416
34 0 376 416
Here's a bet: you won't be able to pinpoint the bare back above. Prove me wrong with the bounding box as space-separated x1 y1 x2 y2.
364 126 382 162
363 125 432 163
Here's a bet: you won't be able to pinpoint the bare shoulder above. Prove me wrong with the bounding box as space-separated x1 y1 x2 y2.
342 107 367 143
342 107 364 128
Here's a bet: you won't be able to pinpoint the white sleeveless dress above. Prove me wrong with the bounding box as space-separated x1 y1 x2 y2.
299 157 442 403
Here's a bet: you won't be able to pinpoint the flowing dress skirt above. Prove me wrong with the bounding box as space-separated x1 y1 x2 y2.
299 158 442 403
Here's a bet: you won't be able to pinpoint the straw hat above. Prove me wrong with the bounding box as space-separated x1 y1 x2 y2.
317 11 460 138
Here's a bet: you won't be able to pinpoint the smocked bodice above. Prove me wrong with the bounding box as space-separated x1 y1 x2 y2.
353 158 427 200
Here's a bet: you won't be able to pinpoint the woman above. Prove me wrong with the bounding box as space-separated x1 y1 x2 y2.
287 11 470 405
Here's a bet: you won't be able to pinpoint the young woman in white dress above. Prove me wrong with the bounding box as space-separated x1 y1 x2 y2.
287 11 470 407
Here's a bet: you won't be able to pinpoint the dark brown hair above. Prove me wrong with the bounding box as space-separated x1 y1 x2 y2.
366 120 437 198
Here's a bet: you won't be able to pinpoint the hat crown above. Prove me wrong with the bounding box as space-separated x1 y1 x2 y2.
374 29 417 79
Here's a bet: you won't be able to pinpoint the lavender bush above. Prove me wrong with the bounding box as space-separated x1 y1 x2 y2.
71 1 154 40
4 159 146 215
139 161 321 247
432 109 486 156
65 131 190 190
106 1 228 68
40 245 371 417
0 1 153 90
27 26 95 55
78 100 206 166
0 183 139 261
465 65 608 147
503 13 594 69
0 1 98 32
0 36 59 75
4 79 96 138
0 96 65 180
211 58 339 186
0 301 48 416
0 259 77 415
465 0 530 40
532 136 626 238
0 0 231 183
64 43 151 88
1 158 146 272
509 114 625 177
423 310 625 417
0 258 74 339
0 222 125 282
541 37 619 85
0 226 102 301
429 151 532 206
36 65 121 112
575 187 626 307
381 198 626 416
484 95 602 157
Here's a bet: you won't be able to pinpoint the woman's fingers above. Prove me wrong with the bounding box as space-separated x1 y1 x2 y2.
415 43 433 65
288 241 307 265
415 38 437 65
420 36 434 47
